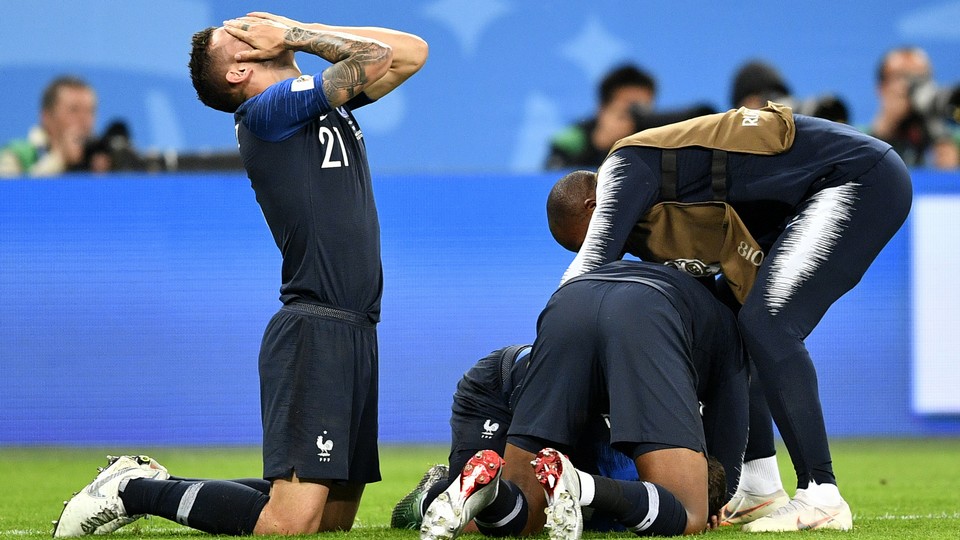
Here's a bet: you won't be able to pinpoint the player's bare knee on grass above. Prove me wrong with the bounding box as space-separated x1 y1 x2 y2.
255 476 329 534
634 448 710 535
318 482 364 531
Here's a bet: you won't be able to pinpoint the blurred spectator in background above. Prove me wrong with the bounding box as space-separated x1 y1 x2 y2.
80 119 151 173
864 46 960 170
731 60 792 110
0 76 97 177
545 64 656 170
730 59 850 124
0 75 154 177
545 64 716 170
931 132 960 170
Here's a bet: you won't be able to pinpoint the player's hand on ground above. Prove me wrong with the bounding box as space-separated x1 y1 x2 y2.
223 16 290 62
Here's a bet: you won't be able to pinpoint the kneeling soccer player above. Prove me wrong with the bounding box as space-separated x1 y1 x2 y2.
416 260 749 539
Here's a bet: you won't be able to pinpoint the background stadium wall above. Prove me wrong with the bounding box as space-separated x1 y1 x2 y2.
1 170 958 446
1 0 958 173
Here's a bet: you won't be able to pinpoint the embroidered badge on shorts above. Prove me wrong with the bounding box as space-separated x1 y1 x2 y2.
316 431 334 462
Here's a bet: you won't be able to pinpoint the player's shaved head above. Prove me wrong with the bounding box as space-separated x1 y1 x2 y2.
547 170 598 252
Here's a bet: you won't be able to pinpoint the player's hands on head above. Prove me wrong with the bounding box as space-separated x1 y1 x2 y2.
223 16 291 62
245 12 306 30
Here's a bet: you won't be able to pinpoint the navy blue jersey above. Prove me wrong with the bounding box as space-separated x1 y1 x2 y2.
235 74 381 318
563 115 892 282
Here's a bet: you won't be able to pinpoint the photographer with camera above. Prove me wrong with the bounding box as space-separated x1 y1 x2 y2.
545 64 658 170
866 46 960 170
545 64 717 171
730 59 851 124
0 76 147 178
81 120 149 173
0 76 98 178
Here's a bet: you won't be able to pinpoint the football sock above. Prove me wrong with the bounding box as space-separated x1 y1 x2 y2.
577 469 596 506
589 476 687 536
801 480 844 506
120 478 267 535
738 456 784 495
169 476 271 495
474 479 528 536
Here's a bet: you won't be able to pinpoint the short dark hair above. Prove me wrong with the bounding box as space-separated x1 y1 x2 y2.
598 64 656 106
707 455 727 519
188 27 243 113
547 170 597 252
730 60 790 107
41 76 93 112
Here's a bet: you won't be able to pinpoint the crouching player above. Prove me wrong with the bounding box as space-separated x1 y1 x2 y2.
401 260 749 539
392 345 669 535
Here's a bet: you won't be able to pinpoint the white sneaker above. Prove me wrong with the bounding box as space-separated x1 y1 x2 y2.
53 455 170 537
719 487 789 525
420 450 503 540
741 488 852 532
533 448 582 540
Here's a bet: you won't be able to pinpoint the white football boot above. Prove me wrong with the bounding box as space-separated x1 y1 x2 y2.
533 448 583 540
719 487 790 525
742 485 852 532
53 455 170 537
420 450 503 540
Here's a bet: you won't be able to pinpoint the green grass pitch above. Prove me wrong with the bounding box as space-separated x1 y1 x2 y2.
2 439 959 539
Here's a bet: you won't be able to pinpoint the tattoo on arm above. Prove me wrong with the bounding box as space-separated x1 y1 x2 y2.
284 27 390 104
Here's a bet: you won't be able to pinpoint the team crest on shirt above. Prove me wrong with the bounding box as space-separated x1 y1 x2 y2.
316 431 334 462
291 74 315 92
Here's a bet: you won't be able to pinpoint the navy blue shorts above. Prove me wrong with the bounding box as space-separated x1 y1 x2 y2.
448 349 516 478
508 279 706 457
258 302 380 483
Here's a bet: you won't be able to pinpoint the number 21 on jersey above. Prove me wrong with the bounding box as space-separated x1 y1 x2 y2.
319 126 350 168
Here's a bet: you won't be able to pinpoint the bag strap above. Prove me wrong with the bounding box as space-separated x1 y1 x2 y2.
661 149 727 201
661 150 678 200
711 150 727 201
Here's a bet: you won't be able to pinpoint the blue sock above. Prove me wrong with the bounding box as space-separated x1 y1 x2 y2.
474 480 528 537
120 478 267 535
590 476 687 536
170 476 271 495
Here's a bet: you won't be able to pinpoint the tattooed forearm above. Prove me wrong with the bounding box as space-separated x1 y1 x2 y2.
283 26 391 104
322 58 367 102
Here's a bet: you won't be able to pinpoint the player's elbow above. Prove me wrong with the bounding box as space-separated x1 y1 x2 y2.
407 36 429 71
